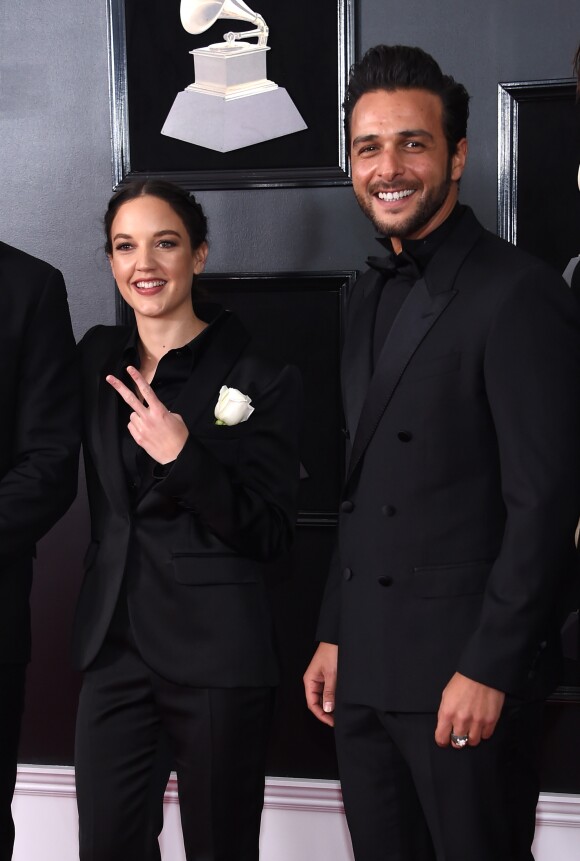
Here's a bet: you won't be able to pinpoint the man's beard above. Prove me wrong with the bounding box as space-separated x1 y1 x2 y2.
356 165 453 238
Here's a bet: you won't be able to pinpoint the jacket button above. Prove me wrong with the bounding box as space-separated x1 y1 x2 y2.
382 505 397 517
397 431 413 442
378 576 393 587
341 500 354 513
343 568 353 581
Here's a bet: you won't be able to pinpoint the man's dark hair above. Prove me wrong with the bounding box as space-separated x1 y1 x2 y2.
344 44 470 156
574 43 580 100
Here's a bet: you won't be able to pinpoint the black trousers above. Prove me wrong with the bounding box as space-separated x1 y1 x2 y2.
0 664 26 861
75 621 274 861
334 699 544 861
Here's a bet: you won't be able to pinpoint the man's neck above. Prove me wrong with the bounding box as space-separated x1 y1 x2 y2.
390 187 460 254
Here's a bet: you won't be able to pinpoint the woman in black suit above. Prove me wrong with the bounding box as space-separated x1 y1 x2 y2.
73 180 301 861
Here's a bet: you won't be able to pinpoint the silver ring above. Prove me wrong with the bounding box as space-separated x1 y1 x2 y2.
450 733 469 748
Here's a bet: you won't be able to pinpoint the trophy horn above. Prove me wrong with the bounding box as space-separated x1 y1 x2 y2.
180 0 268 46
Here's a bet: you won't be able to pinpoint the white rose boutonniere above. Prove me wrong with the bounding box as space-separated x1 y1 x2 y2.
214 385 254 426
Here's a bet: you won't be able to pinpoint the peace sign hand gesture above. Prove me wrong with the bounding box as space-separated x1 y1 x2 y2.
106 365 189 465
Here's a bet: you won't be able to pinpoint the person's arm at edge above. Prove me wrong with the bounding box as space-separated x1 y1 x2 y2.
436 267 580 747
0 268 79 555
304 544 341 726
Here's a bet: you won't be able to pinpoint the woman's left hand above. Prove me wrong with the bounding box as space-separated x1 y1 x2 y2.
106 365 189 465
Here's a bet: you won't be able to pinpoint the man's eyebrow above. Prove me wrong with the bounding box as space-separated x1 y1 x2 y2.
397 128 435 141
352 129 435 148
351 133 380 147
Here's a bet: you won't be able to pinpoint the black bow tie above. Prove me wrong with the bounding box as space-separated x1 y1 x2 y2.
366 250 421 282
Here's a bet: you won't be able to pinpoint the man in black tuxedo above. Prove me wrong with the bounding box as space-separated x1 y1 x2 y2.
304 45 580 860
0 242 79 860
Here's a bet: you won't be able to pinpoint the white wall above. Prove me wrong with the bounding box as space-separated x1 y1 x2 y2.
12 767 580 860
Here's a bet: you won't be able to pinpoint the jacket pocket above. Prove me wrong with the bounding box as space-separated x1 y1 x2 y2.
412 560 492 598
171 553 260 585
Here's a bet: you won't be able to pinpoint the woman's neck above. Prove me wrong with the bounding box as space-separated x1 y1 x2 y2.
136 313 207 377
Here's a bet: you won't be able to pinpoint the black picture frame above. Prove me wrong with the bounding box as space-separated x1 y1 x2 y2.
117 270 355 520
498 78 580 703
107 0 355 190
497 78 580 272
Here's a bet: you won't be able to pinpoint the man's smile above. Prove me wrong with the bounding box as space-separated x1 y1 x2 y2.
377 189 415 202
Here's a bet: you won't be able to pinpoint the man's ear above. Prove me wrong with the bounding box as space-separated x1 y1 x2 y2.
451 138 468 182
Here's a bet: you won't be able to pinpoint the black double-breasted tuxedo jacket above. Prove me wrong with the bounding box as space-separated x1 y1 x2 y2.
73 308 301 688
317 207 580 712
0 242 79 664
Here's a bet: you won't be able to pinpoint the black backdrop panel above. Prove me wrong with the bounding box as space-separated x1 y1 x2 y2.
199 272 351 519
498 79 580 272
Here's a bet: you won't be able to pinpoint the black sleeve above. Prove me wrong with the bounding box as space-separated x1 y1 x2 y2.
0 268 80 555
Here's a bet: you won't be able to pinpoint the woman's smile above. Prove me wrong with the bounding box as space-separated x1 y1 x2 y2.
132 278 168 295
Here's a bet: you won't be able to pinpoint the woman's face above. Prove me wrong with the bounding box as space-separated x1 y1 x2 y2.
108 194 207 324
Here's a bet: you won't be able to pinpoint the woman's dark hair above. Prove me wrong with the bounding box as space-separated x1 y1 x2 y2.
344 44 470 158
104 179 208 256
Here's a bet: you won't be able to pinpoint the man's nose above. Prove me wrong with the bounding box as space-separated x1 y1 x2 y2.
376 149 403 180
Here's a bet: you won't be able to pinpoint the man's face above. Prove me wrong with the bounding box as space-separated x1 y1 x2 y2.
350 88 467 247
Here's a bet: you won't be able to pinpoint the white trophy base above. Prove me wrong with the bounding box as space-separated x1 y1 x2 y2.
161 87 307 153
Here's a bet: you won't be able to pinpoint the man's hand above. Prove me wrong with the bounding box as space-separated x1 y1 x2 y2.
435 672 505 748
303 642 338 727
106 366 189 465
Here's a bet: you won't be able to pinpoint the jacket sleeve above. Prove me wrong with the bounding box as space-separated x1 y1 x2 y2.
314 543 341 644
457 265 580 693
154 363 302 561
0 267 80 556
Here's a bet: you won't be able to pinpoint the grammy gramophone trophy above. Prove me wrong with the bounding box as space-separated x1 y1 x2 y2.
161 0 307 152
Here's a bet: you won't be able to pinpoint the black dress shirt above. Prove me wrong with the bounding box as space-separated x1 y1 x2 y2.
371 204 465 367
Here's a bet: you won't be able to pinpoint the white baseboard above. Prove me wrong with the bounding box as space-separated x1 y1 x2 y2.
12 765 580 860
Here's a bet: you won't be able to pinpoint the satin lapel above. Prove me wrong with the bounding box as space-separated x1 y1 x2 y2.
346 279 457 483
345 206 484 485
92 329 134 514
341 268 384 439
135 312 251 502
172 313 251 429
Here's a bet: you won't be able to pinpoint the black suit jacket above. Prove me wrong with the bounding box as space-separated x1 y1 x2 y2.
0 242 79 663
317 207 580 711
73 309 302 687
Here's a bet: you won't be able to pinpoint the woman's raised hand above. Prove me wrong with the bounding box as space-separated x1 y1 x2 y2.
106 365 189 464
